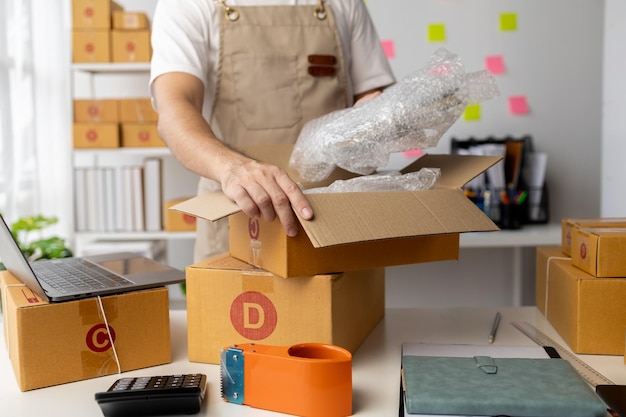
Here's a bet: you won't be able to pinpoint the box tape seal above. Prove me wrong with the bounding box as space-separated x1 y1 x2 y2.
96 295 122 375
545 256 571 318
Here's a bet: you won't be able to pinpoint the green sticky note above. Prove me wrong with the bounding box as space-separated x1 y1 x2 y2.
500 13 517 31
428 24 446 42
463 104 481 121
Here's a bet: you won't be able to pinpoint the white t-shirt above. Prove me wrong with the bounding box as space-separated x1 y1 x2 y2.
150 0 395 122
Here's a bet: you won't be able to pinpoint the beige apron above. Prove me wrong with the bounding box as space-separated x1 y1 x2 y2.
194 0 349 262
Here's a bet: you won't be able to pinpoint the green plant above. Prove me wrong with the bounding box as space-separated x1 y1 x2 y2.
0 214 73 270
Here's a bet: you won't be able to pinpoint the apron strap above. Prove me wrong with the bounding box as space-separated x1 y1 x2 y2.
215 0 328 21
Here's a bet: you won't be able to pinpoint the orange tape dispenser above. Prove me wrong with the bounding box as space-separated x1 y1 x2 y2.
220 342 352 417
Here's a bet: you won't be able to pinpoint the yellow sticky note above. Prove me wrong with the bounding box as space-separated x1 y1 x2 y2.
500 13 517 31
463 104 481 121
428 24 446 42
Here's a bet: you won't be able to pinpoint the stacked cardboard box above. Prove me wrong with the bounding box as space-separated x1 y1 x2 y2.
118 98 163 148
73 98 162 149
174 147 502 364
536 217 626 358
72 0 151 63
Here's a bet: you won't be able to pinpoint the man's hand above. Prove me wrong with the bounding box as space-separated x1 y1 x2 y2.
219 156 314 237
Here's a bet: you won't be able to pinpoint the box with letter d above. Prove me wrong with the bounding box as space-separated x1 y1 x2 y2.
186 254 385 364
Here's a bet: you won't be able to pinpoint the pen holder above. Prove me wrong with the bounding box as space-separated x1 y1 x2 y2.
526 183 549 224
498 202 524 230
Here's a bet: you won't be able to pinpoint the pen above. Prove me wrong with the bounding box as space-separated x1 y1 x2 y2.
488 312 501 344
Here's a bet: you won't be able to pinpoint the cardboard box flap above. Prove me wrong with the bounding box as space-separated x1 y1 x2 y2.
172 189 498 248
401 154 503 188
172 191 239 222
301 189 498 247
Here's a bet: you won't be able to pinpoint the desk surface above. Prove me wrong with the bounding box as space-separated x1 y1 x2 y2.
2 306 624 416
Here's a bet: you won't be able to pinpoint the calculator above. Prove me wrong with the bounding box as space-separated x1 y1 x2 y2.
95 374 207 417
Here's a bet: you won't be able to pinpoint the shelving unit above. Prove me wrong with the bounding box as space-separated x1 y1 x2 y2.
69 2 197 269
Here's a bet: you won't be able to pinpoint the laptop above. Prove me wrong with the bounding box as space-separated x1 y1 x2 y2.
0 214 185 302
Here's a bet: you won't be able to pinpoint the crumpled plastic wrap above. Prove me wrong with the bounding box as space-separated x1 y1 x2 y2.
305 168 440 194
289 48 499 183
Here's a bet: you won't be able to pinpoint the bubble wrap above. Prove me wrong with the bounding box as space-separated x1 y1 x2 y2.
305 168 440 194
289 48 499 182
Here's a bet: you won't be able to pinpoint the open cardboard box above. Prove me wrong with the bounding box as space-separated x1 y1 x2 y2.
172 145 501 277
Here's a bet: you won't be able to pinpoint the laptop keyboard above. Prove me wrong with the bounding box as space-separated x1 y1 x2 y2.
31 258 133 294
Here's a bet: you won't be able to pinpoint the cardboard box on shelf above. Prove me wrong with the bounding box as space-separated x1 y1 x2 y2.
111 30 152 63
186 254 385 364
164 198 197 232
72 0 122 29
118 98 158 123
561 217 626 256
570 227 626 277
535 246 626 355
121 123 165 148
172 146 501 277
72 30 111 63
112 11 150 30
73 123 119 148
0 271 171 391
74 99 119 123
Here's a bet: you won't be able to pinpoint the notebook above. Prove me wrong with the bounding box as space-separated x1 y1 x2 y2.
400 343 607 417
0 214 185 302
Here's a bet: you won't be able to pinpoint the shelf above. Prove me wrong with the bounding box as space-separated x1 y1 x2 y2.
72 62 151 73
73 147 173 157
74 231 196 241
459 223 561 248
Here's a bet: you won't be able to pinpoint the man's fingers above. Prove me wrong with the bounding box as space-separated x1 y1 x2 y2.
221 159 314 237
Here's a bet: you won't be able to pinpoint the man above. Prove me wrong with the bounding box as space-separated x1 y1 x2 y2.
150 0 395 262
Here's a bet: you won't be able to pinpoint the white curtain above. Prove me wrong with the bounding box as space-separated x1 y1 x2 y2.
0 0 72 239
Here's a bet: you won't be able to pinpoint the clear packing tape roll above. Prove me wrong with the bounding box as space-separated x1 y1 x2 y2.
289 48 500 183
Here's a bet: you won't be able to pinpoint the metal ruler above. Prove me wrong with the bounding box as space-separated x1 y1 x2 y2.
511 321 614 386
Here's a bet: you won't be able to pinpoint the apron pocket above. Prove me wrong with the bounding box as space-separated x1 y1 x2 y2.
231 53 302 130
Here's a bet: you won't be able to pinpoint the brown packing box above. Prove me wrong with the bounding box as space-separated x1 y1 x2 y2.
111 30 152 63
73 123 119 148
72 0 123 29
0 271 171 391
535 246 626 355
571 228 626 277
172 145 500 278
561 217 626 256
118 98 159 123
72 30 110 63
74 99 119 123
164 198 197 232
186 254 385 364
112 11 150 30
121 123 165 147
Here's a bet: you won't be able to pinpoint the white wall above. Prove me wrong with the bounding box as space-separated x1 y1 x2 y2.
368 0 605 308
601 0 626 216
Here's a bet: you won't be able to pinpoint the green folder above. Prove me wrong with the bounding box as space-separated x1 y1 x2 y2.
401 355 607 417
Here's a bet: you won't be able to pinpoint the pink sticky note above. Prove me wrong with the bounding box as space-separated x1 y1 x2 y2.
404 149 423 158
509 96 529 115
381 40 395 58
485 55 505 74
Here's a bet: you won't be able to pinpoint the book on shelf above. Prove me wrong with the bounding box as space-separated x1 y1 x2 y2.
143 157 162 232
400 343 607 417
73 158 164 233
